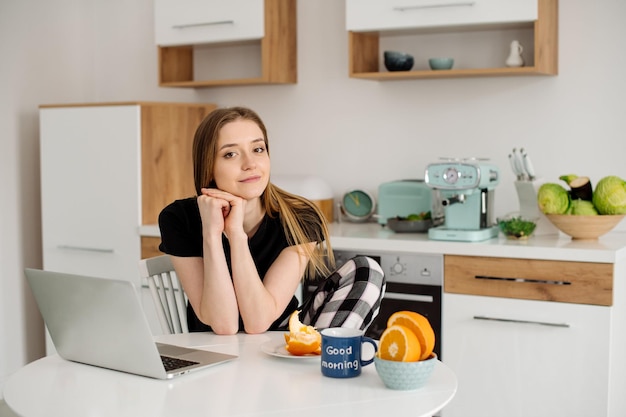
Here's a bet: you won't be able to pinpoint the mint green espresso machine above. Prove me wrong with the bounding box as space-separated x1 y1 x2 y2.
424 160 500 242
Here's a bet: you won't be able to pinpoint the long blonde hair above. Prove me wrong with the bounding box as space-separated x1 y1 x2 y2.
192 106 334 280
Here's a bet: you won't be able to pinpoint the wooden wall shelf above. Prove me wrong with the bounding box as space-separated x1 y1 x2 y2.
158 0 296 88
349 0 558 80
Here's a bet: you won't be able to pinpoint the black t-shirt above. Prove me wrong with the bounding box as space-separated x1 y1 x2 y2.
158 197 311 332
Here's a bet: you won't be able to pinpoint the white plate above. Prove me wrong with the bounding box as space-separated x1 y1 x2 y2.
260 340 320 360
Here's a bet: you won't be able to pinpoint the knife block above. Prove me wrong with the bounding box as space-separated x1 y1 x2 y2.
515 180 561 236
515 181 541 220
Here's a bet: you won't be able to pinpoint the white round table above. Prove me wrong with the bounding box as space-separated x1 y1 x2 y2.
4 332 457 417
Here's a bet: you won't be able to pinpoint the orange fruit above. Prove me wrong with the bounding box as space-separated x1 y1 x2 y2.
284 310 321 356
387 311 435 361
378 324 421 362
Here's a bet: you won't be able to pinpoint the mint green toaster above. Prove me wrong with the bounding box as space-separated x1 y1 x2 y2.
377 180 437 225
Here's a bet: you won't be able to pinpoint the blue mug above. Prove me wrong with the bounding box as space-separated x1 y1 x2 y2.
320 328 378 378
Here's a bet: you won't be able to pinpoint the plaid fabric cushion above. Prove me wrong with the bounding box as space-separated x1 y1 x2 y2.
299 256 386 331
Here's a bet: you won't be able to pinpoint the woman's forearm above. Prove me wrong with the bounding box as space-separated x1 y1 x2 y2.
199 235 240 334
228 233 279 333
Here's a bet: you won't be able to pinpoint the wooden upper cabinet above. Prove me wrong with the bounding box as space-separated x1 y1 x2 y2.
155 0 297 88
347 0 558 80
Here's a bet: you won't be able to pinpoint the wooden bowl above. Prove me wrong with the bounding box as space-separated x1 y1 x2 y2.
545 214 625 240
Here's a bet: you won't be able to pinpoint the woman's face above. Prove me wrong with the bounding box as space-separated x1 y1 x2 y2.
213 119 270 200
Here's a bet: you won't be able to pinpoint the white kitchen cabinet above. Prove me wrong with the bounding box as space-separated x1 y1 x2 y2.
40 105 142 283
155 0 264 47
442 293 610 417
155 0 296 88
346 0 557 80
441 254 617 417
346 0 537 32
39 102 216 351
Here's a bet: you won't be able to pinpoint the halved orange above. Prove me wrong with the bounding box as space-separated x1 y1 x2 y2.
387 311 435 361
284 310 321 356
378 324 421 362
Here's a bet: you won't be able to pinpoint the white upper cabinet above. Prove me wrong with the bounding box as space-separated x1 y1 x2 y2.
155 0 264 46
40 105 141 282
346 0 538 32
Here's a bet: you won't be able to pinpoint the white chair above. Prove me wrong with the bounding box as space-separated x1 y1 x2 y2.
139 255 189 334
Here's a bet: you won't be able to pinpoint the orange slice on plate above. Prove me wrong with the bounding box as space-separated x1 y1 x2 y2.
284 310 321 356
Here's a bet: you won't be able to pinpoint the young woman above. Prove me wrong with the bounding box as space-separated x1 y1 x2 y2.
158 106 385 334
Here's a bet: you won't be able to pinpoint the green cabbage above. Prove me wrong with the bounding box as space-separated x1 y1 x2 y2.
537 183 570 214
570 199 598 215
593 176 626 214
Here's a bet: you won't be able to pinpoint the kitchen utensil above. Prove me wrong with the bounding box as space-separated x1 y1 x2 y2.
497 213 537 240
509 153 522 180
545 214 625 240
428 57 454 70
520 148 536 180
320 328 377 378
260 341 320 360
384 51 414 71
512 148 527 181
374 353 437 390
386 217 433 233
515 180 541 220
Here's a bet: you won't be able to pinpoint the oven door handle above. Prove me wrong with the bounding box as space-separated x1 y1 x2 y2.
383 292 434 303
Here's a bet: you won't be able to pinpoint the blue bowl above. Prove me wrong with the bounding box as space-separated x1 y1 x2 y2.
384 51 414 72
428 58 454 70
374 353 437 390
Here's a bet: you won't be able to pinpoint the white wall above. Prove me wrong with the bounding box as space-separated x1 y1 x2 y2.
1 0 625 396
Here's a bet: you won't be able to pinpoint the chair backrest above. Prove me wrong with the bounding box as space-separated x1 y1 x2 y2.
138 255 189 334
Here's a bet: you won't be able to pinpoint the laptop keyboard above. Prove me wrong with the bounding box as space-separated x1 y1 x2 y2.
161 355 199 371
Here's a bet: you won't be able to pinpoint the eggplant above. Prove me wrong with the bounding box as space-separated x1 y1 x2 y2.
560 174 593 201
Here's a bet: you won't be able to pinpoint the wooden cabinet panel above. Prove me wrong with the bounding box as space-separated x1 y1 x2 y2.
444 254 613 306
140 102 216 224
141 237 163 260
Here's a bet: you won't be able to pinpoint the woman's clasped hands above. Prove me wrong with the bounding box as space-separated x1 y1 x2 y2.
198 188 246 239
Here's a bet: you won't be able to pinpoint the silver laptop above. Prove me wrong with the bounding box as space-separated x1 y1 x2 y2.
25 268 237 379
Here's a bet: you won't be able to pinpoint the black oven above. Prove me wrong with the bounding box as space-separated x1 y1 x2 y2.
304 250 443 359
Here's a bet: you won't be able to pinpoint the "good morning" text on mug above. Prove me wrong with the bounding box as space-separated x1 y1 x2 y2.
320 328 378 378
322 345 359 371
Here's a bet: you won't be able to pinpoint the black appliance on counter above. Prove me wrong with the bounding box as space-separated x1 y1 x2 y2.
303 249 443 359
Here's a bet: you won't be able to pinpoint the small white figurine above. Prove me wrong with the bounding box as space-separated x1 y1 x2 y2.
506 40 525 67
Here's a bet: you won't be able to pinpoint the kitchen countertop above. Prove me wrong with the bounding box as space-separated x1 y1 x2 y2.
139 222 626 264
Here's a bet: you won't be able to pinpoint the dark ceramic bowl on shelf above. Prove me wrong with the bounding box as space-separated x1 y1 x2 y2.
384 51 414 72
